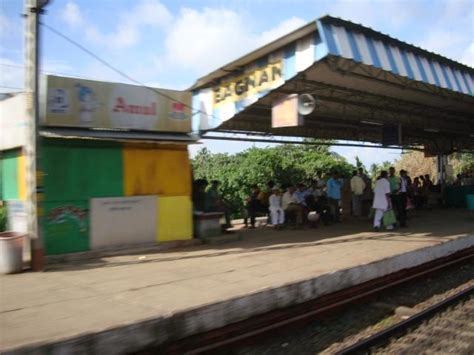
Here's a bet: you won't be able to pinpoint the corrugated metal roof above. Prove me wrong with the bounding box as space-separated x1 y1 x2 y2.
319 15 472 73
190 14 473 96
318 15 473 95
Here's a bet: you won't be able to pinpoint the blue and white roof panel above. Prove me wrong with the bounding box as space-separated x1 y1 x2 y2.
191 15 473 132
317 17 473 95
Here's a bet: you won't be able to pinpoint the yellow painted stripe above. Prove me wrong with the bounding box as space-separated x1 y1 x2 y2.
157 196 192 242
123 146 191 197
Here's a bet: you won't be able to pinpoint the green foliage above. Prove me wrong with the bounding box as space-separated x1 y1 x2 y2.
453 153 474 174
192 144 354 216
369 161 392 179
0 205 7 232
355 156 365 171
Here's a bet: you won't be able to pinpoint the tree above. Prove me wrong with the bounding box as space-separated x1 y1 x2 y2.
192 144 355 216
369 161 392 179
451 153 474 174
355 156 365 171
394 151 436 179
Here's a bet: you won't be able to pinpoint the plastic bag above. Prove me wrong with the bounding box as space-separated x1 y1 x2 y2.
383 209 397 226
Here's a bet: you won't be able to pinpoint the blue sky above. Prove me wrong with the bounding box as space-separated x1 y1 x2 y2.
1 0 473 167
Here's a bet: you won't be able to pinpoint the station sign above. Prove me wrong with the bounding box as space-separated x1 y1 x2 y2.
212 60 283 108
42 75 191 133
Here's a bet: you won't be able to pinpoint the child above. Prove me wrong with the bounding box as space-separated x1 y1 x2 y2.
269 187 285 229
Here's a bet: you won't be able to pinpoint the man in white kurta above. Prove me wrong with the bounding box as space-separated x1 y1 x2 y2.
269 187 285 227
372 172 392 230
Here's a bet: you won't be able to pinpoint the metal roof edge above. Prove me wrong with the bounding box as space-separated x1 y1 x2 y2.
189 21 317 90
318 15 474 74
39 127 199 144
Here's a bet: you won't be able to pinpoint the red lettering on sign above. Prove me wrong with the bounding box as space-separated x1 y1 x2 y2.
112 97 156 115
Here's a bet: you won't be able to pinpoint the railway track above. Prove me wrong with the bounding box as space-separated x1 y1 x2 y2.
139 247 473 355
336 286 474 354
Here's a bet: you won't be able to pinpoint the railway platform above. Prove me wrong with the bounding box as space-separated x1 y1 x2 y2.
1 208 473 354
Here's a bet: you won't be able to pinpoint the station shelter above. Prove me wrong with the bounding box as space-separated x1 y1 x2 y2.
1 75 196 255
191 15 474 174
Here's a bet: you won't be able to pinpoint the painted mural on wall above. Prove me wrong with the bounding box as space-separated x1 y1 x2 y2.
43 201 89 255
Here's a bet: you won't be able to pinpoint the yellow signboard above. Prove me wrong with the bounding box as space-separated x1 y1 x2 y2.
42 75 191 133
213 61 283 107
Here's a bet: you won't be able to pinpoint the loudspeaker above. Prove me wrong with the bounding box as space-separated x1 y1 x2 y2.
297 94 316 115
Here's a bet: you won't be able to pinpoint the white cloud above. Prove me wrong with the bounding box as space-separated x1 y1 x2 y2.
460 42 474 67
163 7 305 77
60 0 172 50
417 1 473 66
164 7 250 74
258 16 307 45
61 1 84 28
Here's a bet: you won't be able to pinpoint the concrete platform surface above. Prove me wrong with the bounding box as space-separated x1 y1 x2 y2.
1 209 473 354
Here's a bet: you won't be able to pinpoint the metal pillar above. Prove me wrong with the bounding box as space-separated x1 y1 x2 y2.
436 154 448 185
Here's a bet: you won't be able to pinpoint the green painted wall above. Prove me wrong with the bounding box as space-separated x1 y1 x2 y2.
43 200 89 254
41 139 124 254
42 139 124 201
1 149 20 200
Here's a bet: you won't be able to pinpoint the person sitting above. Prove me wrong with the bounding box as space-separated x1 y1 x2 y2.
268 187 284 229
281 185 304 227
293 183 308 206
245 185 266 228
206 180 232 229
192 179 209 212
258 181 275 224
304 194 321 228
314 171 327 197
257 181 274 209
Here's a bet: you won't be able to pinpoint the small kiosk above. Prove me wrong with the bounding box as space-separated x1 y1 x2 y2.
1 75 196 256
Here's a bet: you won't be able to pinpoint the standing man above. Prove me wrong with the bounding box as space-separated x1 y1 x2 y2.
398 170 409 227
388 167 400 225
373 171 392 230
327 171 343 222
350 170 366 217
359 168 373 217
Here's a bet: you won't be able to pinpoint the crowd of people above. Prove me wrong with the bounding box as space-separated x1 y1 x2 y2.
192 167 439 232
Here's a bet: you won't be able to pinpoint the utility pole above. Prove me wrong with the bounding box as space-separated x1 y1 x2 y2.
24 0 49 271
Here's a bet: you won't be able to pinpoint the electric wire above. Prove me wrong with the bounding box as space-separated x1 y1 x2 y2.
39 21 200 115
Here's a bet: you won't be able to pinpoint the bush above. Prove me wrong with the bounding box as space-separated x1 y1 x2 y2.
0 205 7 232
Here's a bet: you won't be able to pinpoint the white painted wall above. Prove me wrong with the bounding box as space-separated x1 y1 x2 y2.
90 196 158 249
0 93 27 151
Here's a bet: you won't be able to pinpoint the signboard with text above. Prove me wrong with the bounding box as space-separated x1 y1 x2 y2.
212 60 283 108
90 196 157 249
41 75 191 133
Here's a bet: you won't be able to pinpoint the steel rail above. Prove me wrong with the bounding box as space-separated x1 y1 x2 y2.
152 247 473 355
336 285 474 355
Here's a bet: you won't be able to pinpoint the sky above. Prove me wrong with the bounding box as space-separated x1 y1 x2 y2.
1 0 473 167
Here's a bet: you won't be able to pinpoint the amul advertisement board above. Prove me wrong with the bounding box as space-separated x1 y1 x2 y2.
41 75 191 133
